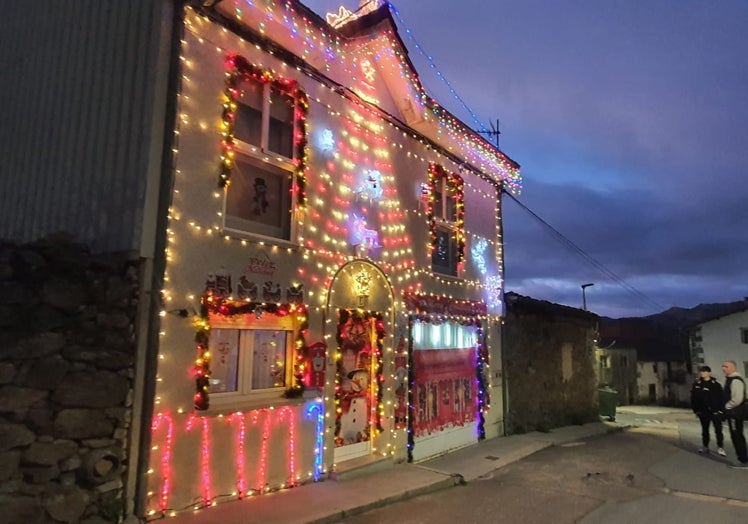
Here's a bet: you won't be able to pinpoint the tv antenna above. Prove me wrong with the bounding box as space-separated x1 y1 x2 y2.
477 119 501 149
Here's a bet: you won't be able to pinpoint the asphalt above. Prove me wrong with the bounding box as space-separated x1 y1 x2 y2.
158 406 748 524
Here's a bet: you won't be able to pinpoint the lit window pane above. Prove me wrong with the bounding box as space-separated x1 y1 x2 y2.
251 330 287 390
208 329 240 393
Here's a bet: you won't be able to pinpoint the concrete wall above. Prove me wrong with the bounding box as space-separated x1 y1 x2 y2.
0 238 141 523
637 361 691 406
693 310 748 377
502 294 598 434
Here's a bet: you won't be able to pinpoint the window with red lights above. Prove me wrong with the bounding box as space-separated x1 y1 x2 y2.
427 164 465 277
207 313 295 405
224 75 300 242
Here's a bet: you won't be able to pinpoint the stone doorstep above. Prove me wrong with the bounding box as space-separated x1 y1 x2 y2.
329 454 394 482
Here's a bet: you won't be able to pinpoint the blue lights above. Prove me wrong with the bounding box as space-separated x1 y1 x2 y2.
304 399 325 481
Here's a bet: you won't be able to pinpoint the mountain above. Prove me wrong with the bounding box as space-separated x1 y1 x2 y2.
598 299 748 362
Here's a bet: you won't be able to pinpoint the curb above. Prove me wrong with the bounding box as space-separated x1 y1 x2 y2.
670 489 748 508
307 473 463 524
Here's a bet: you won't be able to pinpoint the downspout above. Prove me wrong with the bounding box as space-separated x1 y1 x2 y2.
498 185 509 437
125 1 186 520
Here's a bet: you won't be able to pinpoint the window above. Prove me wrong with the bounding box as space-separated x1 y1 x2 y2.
428 164 464 277
224 156 292 239
207 313 294 404
431 225 459 276
432 176 459 222
234 83 295 158
224 73 301 241
561 343 573 381
740 328 748 344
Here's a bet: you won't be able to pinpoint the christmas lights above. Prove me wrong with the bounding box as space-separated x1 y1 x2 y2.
151 412 174 512
148 1 520 512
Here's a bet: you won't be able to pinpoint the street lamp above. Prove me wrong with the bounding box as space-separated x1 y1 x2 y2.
581 283 594 311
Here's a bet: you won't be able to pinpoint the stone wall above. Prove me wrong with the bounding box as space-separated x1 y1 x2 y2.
0 237 141 524
503 293 599 434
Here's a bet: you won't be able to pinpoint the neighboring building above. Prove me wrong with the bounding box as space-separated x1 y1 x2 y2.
599 317 692 406
595 345 637 405
0 1 521 520
502 293 599 434
636 360 690 405
690 304 748 377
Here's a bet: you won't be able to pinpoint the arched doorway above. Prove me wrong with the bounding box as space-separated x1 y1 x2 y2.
327 260 394 463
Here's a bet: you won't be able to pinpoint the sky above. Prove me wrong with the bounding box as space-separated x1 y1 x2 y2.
302 0 748 318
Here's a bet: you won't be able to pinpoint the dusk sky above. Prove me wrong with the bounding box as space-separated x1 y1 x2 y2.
304 0 748 318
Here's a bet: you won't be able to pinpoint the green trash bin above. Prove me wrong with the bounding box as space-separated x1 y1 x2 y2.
598 387 617 421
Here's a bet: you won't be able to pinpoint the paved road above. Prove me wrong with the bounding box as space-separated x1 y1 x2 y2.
336 408 748 524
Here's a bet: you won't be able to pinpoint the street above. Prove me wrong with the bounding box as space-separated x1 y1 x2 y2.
335 407 748 524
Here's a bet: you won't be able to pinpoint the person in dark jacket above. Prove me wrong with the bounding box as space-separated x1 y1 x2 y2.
690 365 725 455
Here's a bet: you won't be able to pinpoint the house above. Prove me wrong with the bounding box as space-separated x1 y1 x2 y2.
502 293 598 434
690 302 748 377
598 317 692 406
0 1 521 520
594 345 637 405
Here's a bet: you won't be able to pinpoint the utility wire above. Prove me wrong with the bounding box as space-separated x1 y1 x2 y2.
503 190 666 312
388 3 489 133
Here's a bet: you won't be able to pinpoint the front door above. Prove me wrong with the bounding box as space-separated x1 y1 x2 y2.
334 310 381 462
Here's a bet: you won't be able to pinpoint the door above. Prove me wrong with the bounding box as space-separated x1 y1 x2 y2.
334 311 378 462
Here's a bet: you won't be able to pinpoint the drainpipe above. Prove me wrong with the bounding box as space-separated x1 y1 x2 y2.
125 1 186 520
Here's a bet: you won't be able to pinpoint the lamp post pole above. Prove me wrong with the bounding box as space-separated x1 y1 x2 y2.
581 283 594 311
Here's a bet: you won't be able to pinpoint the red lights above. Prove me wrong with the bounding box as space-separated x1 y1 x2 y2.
150 406 306 513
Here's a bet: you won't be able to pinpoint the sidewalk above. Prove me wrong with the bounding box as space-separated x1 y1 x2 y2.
165 421 622 524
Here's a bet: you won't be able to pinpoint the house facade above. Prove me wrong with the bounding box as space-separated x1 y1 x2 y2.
1 1 520 520
147 2 520 514
636 360 690 405
691 307 748 377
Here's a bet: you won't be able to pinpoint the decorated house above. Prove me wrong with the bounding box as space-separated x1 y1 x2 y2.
0 0 520 521
148 0 520 515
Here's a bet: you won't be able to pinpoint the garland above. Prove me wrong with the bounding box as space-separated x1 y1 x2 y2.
192 293 309 411
406 315 415 463
427 163 465 267
219 54 309 208
474 321 489 440
334 309 385 445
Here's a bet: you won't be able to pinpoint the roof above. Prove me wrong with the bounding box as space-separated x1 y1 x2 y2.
693 305 748 328
504 292 598 323
598 317 687 362
208 0 521 189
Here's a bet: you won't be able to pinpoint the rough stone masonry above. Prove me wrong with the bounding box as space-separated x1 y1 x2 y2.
0 237 141 523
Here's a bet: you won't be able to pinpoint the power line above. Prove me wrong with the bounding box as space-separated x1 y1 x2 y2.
388 4 489 134
503 190 666 312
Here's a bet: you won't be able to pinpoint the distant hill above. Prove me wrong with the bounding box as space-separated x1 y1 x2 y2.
643 300 748 327
598 299 747 362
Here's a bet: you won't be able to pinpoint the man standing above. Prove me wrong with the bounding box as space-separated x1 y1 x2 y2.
690 365 725 455
722 360 748 468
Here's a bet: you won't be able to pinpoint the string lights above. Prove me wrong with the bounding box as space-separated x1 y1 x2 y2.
147 0 520 515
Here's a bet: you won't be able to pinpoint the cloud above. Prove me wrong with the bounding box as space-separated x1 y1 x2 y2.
302 0 748 316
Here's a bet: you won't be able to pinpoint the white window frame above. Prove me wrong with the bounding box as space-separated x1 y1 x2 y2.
206 312 296 407
430 175 461 277
223 76 300 243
